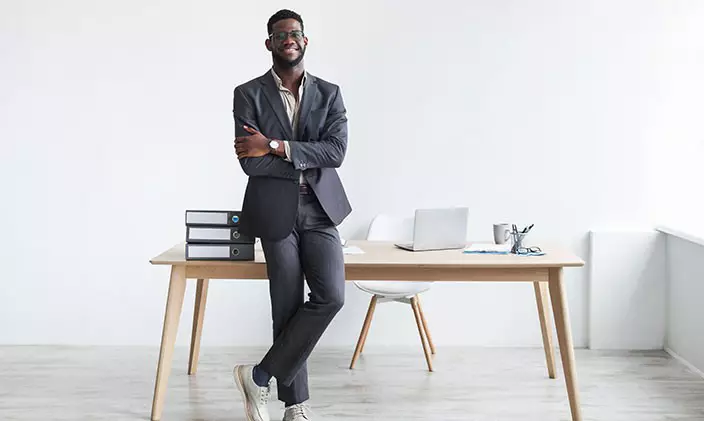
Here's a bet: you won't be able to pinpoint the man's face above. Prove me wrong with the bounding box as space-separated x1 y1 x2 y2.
266 19 308 68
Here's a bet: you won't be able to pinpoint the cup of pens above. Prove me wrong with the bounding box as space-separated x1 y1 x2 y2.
510 224 536 254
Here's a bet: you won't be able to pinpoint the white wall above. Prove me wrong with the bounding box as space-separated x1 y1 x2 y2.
1 0 701 347
588 231 667 350
665 234 704 374
646 4 704 235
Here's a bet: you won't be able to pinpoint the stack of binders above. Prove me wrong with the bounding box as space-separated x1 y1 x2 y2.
184 210 255 261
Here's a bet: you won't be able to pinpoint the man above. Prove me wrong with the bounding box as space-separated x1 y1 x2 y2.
231 9 352 421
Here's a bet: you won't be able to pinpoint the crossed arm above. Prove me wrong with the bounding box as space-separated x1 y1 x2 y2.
233 85 348 179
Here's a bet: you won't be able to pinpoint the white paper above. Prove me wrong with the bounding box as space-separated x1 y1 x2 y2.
464 243 511 253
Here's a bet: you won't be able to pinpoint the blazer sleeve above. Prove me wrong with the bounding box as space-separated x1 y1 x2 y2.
233 86 299 180
288 86 348 170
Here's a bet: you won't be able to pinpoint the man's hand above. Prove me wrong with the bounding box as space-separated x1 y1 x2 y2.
235 126 269 159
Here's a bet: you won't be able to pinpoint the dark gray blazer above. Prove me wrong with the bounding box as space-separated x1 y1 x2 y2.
233 70 352 241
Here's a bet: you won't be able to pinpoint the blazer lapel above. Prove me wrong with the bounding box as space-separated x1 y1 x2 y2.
259 72 293 140
296 75 318 140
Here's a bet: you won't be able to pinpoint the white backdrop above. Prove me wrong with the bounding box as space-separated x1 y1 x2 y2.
1 0 702 348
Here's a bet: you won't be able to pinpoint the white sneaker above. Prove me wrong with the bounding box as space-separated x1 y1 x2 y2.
283 403 313 421
233 364 271 421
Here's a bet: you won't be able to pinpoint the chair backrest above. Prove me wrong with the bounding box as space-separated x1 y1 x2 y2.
366 214 415 242
358 213 435 293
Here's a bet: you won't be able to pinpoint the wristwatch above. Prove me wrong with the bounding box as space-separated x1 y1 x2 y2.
268 139 280 154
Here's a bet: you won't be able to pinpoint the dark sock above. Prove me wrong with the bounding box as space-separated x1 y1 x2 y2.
252 364 271 387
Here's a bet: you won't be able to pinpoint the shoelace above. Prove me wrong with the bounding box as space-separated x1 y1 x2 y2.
259 385 271 406
287 404 309 419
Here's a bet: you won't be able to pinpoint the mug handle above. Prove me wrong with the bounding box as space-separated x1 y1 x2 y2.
504 229 511 242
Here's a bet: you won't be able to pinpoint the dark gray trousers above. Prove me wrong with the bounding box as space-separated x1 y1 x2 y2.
258 190 345 405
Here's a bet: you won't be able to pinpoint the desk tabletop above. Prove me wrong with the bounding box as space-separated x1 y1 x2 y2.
150 241 584 269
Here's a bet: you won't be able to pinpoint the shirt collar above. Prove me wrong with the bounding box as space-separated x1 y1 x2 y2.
271 68 307 90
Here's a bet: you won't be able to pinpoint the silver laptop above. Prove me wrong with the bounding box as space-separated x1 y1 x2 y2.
395 207 468 251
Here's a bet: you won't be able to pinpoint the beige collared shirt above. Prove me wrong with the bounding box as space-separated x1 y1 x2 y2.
270 68 306 183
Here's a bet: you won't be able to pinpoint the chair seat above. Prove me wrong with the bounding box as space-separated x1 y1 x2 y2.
354 281 433 298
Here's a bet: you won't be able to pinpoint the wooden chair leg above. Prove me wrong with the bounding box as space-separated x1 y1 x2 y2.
358 297 376 355
350 295 378 369
411 296 434 372
415 295 436 355
188 278 209 375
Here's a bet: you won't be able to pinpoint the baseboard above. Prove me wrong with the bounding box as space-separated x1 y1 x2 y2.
665 347 704 379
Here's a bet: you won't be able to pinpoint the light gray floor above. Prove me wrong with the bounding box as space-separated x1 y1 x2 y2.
1 346 703 421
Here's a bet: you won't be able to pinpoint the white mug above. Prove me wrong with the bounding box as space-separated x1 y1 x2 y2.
493 223 511 245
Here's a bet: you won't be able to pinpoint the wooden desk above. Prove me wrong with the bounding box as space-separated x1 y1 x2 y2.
149 241 585 420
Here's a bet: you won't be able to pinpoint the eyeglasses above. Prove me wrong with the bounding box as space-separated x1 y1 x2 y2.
269 30 305 42
516 246 542 255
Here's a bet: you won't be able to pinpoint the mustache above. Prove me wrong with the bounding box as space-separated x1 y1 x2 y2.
272 44 306 68
277 43 302 52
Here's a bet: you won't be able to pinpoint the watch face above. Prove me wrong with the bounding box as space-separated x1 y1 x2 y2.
269 140 279 149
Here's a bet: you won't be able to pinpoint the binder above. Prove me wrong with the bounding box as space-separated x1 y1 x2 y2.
186 226 254 244
185 243 255 261
185 210 242 227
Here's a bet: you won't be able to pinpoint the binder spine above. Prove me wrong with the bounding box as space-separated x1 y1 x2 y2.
185 243 255 261
185 226 254 244
184 209 255 261
185 210 242 227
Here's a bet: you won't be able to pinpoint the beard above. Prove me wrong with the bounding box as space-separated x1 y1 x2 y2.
272 45 306 68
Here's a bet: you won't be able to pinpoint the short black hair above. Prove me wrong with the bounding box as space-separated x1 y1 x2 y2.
267 9 304 35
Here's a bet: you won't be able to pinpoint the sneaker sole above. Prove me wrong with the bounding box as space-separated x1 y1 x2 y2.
233 366 257 421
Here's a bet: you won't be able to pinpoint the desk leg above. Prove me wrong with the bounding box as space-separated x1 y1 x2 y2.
533 281 556 379
548 268 582 421
188 278 209 375
151 265 187 421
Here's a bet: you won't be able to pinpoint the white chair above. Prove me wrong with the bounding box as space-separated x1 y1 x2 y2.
349 214 436 371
